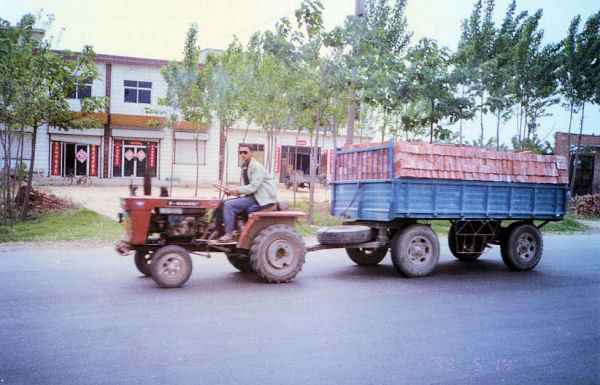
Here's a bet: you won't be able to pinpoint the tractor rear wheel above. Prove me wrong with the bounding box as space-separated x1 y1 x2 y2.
226 252 254 272
250 225 305 283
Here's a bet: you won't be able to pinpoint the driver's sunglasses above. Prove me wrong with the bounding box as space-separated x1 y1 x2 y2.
239 150 248 155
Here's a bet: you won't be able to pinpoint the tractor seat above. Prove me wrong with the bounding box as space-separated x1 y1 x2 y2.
257 200 289 212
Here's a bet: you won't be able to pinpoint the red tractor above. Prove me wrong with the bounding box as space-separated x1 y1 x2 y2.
116 184 306 288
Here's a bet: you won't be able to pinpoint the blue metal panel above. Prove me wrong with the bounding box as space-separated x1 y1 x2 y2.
331 178 568 221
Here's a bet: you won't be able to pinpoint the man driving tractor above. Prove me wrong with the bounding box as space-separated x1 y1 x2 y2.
212 144 278 243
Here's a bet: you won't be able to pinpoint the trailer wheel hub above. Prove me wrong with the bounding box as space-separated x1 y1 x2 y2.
407 237 432 265
517 233 537 261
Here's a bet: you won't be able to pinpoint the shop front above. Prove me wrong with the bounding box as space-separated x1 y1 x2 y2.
50 133 102 177
112 139 158 177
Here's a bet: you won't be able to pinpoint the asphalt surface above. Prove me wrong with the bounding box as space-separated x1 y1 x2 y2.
0 233 598 385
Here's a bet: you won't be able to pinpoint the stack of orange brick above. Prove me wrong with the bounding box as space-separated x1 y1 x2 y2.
338 141 568 185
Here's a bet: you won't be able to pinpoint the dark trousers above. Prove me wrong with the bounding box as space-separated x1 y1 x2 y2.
213 196 272 234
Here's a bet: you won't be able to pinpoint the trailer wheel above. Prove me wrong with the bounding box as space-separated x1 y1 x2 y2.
226 252 254 273
316 225 373 245
391 224 440 277
447 223 483 262
346 247 388 266
134 250 152 277
250 225 305 283
150 245 193 288
501 223 543 271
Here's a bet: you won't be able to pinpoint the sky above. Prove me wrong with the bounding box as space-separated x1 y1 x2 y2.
1 0 599 146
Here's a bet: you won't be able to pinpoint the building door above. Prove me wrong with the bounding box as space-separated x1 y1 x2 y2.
113 140 157 178
62 143 89 176
74 145 88 176
122 144 148 177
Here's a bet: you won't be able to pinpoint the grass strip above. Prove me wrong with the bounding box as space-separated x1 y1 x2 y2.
0 209 122 243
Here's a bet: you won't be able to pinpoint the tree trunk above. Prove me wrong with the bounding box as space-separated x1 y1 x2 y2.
566 103 573 172
20 125 37 221
480 94 484 147
218 123 226 184
307 112 321 226
345 68 357 145
169 120 175 196
430 98 435 144
194 134 199 197
496 110 501 151
1 127 11 225
569 102 585 195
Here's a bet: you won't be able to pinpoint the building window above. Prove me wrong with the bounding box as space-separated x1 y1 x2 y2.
124 80 152 104
175 140 206 165
68 82 92 99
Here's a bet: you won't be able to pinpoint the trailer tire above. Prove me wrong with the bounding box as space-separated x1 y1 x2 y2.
150 245 193 288
391 224 440 277
316 225 373 245
250 225 306 283
134 250 152 277
346 247 388 266
501 223 543 271
226 252 254 273
447 223 483 262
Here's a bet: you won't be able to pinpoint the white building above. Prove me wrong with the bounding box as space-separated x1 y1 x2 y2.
3 52 371 185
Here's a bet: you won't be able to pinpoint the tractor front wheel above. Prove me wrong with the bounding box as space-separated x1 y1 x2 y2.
150 245 192 288
134 250 152 277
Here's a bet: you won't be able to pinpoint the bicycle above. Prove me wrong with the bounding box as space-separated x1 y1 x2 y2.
62 173 92 187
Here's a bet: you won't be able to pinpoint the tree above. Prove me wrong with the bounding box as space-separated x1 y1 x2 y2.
403 38 472 143
160 24 211 196
558 11 600 194
337 0 412 143
455 0 497 147
205 39 246 184
272 0 347 224
0 14 106 222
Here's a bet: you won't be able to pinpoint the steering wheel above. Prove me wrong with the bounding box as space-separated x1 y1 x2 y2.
212 183 230 195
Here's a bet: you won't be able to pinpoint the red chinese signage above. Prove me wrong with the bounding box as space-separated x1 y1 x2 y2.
114 140 121 167
89 145 98 176
297 140 307 146
149 142 156 168
274 147 280 173
51 142 61 176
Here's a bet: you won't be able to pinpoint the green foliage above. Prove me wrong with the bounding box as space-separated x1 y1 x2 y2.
0 14 107 224
402 38 472 143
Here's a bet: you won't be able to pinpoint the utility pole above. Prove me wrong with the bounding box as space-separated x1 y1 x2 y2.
345 0 364 145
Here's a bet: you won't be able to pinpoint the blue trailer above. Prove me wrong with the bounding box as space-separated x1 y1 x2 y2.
313 141 569 277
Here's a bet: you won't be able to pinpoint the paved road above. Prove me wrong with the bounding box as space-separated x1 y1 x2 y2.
0 234 598 385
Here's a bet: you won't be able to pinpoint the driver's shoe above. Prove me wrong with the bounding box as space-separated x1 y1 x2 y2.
217 233 236 243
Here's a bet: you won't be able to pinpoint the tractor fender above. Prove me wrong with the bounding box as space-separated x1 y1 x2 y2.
238 211 305 250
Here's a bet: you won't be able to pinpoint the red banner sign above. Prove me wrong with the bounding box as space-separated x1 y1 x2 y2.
114 140 121 167
149 142 156 168
297 140 306 146
51 142 61 176
89 145 98 176
274 147 280 173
